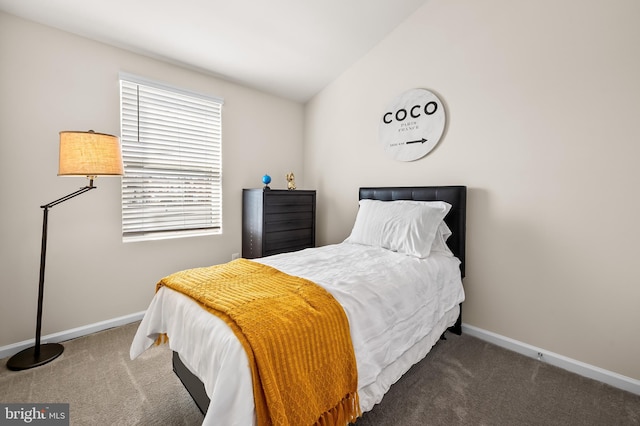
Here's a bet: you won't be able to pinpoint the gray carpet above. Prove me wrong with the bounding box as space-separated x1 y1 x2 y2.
355 333 640 426
0 323 203 425
1 322 638 425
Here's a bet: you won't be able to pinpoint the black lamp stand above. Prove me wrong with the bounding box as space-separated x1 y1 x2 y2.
7 180 96 371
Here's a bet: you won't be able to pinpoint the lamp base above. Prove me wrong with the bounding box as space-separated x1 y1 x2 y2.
6 343 64 371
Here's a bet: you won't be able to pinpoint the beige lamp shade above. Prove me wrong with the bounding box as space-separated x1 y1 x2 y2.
58 130 124 176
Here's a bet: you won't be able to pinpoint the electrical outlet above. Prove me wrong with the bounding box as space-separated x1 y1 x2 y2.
231 253 240 260
537 352 543 360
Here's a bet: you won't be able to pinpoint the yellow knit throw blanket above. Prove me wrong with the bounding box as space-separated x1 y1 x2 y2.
156 258 361 426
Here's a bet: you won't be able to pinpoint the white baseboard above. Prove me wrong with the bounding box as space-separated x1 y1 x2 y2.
461 323 640 396
0 311 146 360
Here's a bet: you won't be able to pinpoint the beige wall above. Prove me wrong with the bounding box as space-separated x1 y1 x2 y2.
0 13 304 347
304 0 640 380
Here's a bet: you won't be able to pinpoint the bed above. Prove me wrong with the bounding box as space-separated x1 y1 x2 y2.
130 185 467 425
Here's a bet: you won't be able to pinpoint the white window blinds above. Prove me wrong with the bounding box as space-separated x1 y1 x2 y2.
120 75 223 242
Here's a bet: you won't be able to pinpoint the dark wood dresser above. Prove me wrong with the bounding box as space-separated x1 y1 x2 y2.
242 189 316 259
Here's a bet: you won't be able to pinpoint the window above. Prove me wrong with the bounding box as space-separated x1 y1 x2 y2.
119 73 223 242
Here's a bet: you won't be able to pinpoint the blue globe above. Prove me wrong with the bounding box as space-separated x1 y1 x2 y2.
262 174 271 185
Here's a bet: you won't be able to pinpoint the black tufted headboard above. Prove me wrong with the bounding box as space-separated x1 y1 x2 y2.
358 186 467 278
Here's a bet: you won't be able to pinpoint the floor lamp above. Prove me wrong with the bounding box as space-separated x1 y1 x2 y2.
6 130 123 371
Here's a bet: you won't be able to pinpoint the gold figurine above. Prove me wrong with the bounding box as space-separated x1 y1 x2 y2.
286 172 296 190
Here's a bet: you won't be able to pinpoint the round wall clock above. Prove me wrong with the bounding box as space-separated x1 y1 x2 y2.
379 88 446 161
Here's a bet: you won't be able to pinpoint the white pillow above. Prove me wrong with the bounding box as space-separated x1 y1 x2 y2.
388 200 455 256
344 199 451 258
430 221 454 257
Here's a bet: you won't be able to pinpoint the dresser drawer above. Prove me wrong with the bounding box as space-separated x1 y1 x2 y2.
264 229 314 255
265 194 314 213
264 243 312 257
264 211 313 232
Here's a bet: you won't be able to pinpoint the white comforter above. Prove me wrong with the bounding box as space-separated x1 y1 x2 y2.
130 243 465 425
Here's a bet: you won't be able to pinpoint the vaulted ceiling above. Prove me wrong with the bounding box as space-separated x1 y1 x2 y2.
0 0 429 102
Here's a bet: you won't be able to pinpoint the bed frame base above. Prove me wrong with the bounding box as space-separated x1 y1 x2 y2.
173 351 210 415
450 305 462 335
